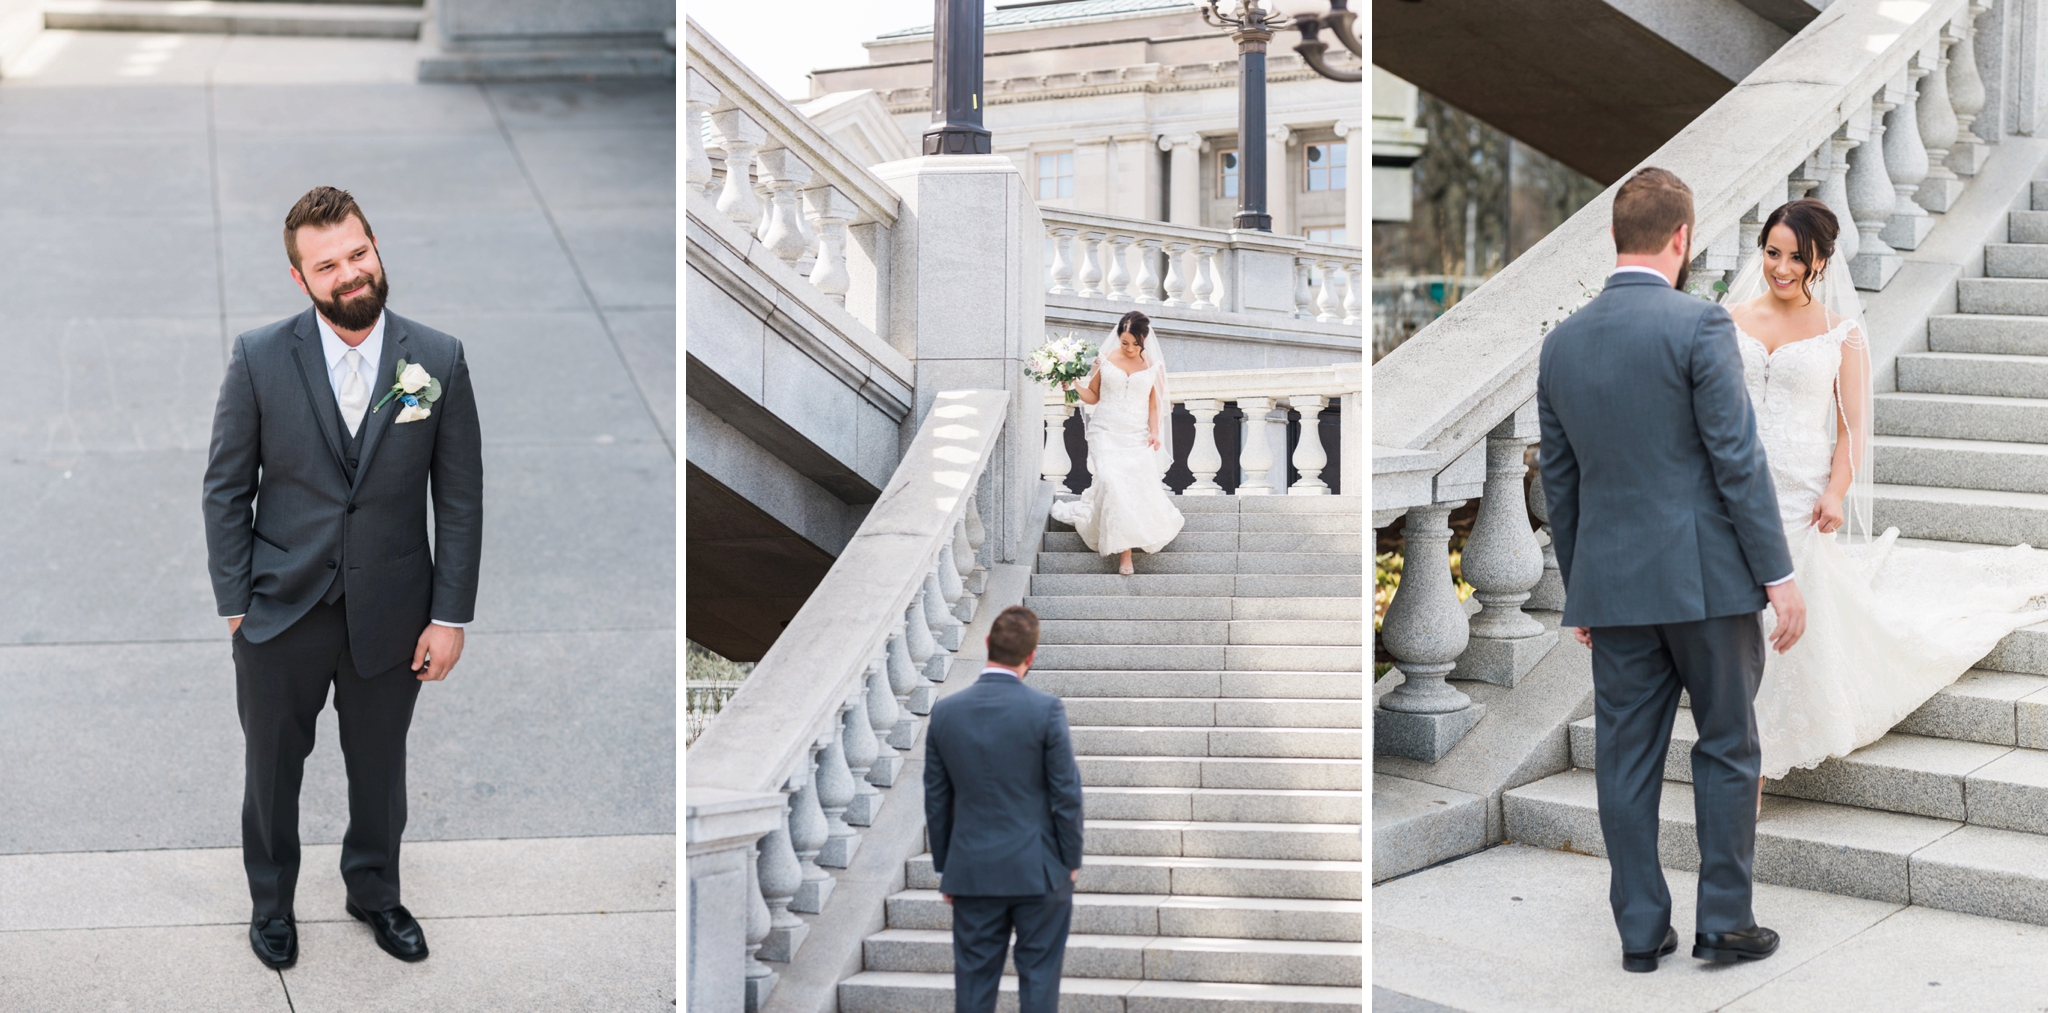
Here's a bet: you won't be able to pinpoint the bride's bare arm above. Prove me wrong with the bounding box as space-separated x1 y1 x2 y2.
1074 365 1102 405
1147 386 1161 449
1815 332 1871 533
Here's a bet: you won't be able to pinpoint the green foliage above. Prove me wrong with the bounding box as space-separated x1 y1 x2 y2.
686 640 753 683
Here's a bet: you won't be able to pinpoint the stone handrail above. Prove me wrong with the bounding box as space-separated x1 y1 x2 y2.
685 388 1009 1011
1041 362 1363 497
1040 206 1362 326
1371 0 1996 764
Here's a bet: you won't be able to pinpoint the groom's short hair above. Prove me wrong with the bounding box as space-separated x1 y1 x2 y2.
284 186 377 271
986 606 1040 666
1611 167 1693 256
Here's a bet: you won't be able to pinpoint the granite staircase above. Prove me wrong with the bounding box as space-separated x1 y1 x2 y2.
838 495 1366 1013
41 0 424 40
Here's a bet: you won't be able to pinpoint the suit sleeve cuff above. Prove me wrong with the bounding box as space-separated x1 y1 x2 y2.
1763 574 1794 586
430 619 468 628
223 614 245 620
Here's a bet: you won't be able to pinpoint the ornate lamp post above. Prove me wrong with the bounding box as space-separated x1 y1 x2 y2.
923 0 991 155
1290 0 1361 83
1199 0 1284 231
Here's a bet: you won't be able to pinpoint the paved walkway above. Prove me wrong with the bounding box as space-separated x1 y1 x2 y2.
0 30 675 1010
1374 844 2048 1013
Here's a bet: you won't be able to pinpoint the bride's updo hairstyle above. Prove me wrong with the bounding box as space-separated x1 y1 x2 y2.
1117 310 1151 349
1759 198 1839 300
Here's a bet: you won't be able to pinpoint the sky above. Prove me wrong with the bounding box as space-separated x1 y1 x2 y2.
687 0 978 101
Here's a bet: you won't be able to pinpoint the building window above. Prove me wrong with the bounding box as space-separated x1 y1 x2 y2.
1305 227 1348 245
1218 149 1239 199
1305 142 1347 191
1037 151 1074 199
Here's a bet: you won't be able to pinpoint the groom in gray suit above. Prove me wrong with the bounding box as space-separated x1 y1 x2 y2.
203 187 482 969
1537 167 1805 972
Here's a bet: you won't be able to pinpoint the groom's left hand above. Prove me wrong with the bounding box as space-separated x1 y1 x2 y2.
412 624 465 682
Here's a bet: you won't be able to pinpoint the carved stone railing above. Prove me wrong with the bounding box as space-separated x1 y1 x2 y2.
685 389 1007 1013
1042 207 1361 323
1372 0 1994 762
1042 362 1362 498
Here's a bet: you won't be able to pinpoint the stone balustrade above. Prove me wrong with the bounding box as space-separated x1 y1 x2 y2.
1041 206 1361 324
1041 362 1362 499
1371 0 1986 763
685 389 1008 1013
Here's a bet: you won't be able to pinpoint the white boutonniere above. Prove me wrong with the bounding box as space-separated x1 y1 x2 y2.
371 359 442 423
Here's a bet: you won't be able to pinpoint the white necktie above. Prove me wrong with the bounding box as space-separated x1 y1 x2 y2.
338 348 369 437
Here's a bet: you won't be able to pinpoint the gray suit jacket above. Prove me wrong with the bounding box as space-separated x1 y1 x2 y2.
924 670 1085 897
203 308 483 677
1536 272 1792 628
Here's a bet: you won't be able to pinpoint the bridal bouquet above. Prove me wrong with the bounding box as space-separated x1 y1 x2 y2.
1025 332 1097 404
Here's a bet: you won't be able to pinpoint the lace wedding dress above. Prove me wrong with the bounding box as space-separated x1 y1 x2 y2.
1050 357 1185 556
1741 312 2048 778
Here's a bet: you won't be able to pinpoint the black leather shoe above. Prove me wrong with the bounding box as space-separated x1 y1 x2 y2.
1695 925 1780 963
250 916 297 969
347 899 429 962
1622 926 1678 973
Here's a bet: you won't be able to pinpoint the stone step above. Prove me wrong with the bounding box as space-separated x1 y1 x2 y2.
1873 435 2048 494
2009 209 2048 244
1030 670 1362 701
1070 725 1362 759
882 889 1363 941
1982 622 2048 681
1035 552 1361 576
906 852 1364 900
43 0 422 36
1028 574 1363 598
1033 644 1362 673
1895 669 2048 746
1076 756 1360 792
1039 619 1362 647
1084 786 1363 825
838 970 1365 1013
1896 350 2048 398
1158 495 1361 514
1876 391 2048 445
1061 697 1360 728
1040 531 1362 554
1154 512 1363 534
1873 482 2048 545
859 928 1362 987
1929 313 2048 354
1505 768 2048 925
1082 819 1362 862
1024 596 1362 622
1986 245 2048 279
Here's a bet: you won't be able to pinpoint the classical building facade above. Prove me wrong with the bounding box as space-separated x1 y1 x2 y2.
804 0 1362 245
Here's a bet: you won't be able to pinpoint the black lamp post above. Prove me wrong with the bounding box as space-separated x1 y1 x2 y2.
1198 1 1285 232
923 0 992 155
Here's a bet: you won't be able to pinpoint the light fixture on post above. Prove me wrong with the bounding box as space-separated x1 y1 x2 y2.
1291 0 1361 83
1197 0 1283 232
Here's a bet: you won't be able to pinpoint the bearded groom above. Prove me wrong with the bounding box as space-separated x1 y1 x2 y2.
202 186 482 968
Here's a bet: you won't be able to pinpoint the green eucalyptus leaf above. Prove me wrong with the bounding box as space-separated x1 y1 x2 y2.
424 377 444 402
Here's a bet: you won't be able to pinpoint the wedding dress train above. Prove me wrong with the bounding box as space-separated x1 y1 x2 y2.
1050 360 1184 556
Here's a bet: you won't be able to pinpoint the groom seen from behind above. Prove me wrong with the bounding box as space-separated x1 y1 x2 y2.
1536 167 1806 973
203 186 482 969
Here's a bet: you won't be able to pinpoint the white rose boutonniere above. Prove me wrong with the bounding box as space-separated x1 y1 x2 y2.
372 358 443 423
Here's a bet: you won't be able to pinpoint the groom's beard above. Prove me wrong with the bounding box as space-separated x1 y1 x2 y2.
314 270 388 331
1673 245 1691 292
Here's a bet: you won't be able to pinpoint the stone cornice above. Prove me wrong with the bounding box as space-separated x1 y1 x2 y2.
876 53 1357 115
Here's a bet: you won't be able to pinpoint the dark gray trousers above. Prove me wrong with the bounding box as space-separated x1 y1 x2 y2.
949 883 1073 1013
1591 613 1765 952
234 597 423 920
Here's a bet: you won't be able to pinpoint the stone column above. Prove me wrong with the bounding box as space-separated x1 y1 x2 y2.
965 497 990 592
1287 396 1329 495
842 682 884 826
1076 230 1106 299
1884 60 1935 250
1237 396 1276 495
683 787 783 1013
864 654 903 786
685 69 716 202
1293 257 1315 319
754 784 806 961
1047 227 1077 296
1073 136 1112 214
1950 5 1991 176
951 518 979 623
711 109 766 233
743 842 774 1010
905 594 940 713
802 186 856 305
885 622 921 748
1337 119 1362 244
1374 502 1485 762
815 718 860 869
786 755 833 913
1819 131 1862 269
1105 234 1136 302
1315 258 1343 322
1452 406 1558 687
1133 238 1163 304
1190 245 1220 310
1160 133 1203 226
1525 466 1566 612
924 568 964 653
1183 399 1224 495
1917 37 1967 213
1042 402 1073 485
1848 90 1902 290
1161 242 1191 307
1266 124 1293 236
1342 262 1362 325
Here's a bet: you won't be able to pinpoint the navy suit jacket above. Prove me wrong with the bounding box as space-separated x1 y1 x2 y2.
924 669 1085 897
1537 271 1792 627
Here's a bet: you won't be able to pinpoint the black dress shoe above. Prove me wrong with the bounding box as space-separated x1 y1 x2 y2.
250 916 297 969
1695 925 1780 963
1622 926 1679 973
347 899 429 962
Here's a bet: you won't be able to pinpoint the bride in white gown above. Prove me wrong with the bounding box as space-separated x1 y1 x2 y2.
1050 311 1185 574
1725 198 2048 786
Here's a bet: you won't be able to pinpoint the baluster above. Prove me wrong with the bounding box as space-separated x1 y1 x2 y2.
816 716 860 868
1315 257 1342 322
1161 241 1190 307
1134 238 1162 304
1236 396 1276 495
1525 466 1566 611
843 679 884 825
1076 231 1105 298
1374 502 1485 761
744 839 776 1009
1949 4 1989 177
755 149 813 266
904 594 940 714
1884 58 1934 251
950 516 977 620
1919 30 1966 210
710 109 766 232
1293 257 1315 319
885 622 922 746
865 652 903 786
1818 132 1861 266
756 783 808 958
1205 246 1226 310
924 568 963 655
1287 396 1329 495
1453 407 1558 686
1848 90 1901 290
1043 401 1074 486
1342 263 1361 325
685 69 716 201
964 496 989 594
1190 245 1219 310
1104 233 1135 302
802 186 855 305
786 755 833 913
1048 228 1077 295
1734 201 1765 283
1183 399 1224 495
935 545 968 626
